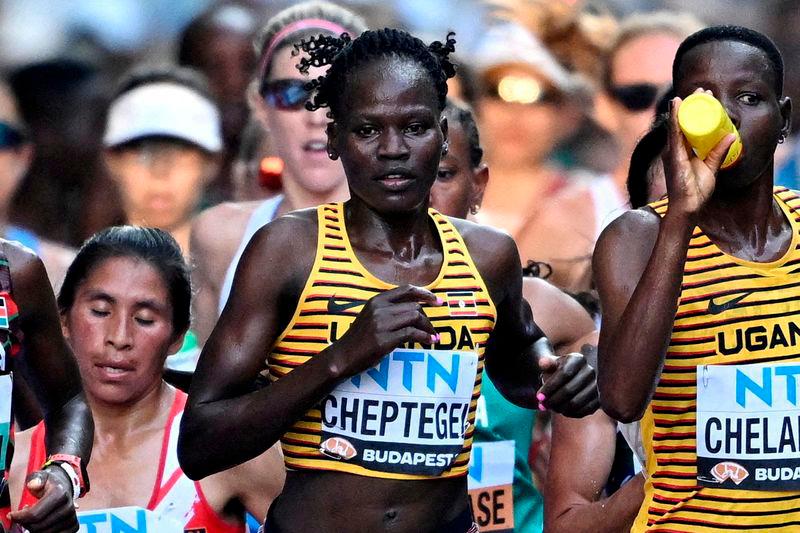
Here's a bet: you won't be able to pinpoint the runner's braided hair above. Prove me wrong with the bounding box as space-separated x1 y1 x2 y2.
294 28 457 118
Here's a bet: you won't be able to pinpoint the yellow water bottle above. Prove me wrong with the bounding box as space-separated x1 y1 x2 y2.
677 93 742 169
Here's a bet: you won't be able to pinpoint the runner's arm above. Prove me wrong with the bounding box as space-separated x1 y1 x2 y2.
180 215 341 479
594 207 697 423
6 243 91 530
465 227 596 416
595 101 733 423
10 244 92 464
544 411 644 533
523 277 596 353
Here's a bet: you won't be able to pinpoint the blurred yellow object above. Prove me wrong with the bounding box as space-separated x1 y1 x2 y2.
678 93 742 169
497 75 543 104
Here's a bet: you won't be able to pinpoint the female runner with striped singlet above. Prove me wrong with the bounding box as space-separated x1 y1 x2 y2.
180 29 598 533
190 1 366 348
595 26 800 531
9 227 284 531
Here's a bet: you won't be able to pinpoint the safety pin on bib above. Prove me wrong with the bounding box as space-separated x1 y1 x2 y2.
701 365 709 389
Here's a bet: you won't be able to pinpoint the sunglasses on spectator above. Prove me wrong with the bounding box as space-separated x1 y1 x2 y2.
261 79 312 111
608 83 661 111
0 122 25 149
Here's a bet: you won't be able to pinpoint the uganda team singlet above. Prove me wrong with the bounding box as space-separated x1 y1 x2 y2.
634 188 800 532
269 203 496 480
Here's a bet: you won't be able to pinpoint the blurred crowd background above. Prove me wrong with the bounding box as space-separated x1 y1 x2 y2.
0 0 797 255
0 2 796 529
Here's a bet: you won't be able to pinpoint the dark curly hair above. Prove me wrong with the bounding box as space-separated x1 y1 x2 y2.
294 28 457 118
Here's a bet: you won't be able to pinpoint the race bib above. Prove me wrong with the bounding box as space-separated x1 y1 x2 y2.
468 441 515 532
0 374 11 469
320 348 479 475
697 362 800 490
77 506 179 533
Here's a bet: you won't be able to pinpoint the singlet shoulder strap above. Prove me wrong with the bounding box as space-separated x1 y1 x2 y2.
427 209 498 316
146 389 186 509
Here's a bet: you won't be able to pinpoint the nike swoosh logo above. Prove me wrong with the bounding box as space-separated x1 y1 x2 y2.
327 298 364 314
707 291 753 315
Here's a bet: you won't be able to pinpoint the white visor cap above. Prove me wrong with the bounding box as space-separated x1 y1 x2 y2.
104 82 222 152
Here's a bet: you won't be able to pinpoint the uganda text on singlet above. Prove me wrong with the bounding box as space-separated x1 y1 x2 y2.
268 203 497 479
633 188 800 532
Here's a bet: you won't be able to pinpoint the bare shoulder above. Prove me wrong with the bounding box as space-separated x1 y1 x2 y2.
247 207 318 254
230 207 319 297
522 277 596 347
523 277 582 314
593 207 662 299
2 240 48 293
191 200 263 254
595 207 661 255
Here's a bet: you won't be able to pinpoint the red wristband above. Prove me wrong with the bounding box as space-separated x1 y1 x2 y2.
42 454 89 498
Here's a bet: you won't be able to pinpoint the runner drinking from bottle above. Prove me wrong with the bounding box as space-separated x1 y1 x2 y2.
594 26 800 531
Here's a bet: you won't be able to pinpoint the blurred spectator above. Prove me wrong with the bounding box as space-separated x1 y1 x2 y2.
190 0 365 347
103 65 222 255
472 23 620 291
0 82 75 290
595 11 703 195
178 1 260 202
8 58 124 247
487 0 618 86
473 22 586 236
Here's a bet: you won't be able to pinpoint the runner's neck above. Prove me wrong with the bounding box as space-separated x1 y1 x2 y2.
90 382 174 442
344 199 439 263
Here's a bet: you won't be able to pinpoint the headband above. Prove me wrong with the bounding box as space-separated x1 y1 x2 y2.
257 18 350 85
104 82 222 152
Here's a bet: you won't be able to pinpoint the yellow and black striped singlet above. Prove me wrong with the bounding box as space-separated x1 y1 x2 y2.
268 203 497 480
634 188 800 532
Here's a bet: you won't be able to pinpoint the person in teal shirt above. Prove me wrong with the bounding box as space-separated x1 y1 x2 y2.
431 98 597 531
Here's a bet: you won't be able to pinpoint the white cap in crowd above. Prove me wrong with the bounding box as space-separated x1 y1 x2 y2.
103 82 222 152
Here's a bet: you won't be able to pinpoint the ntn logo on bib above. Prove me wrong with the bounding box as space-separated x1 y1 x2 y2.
697 362 800 490
77 507 180 533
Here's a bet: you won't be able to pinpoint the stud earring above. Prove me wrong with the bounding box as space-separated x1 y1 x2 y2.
470 205 480 215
